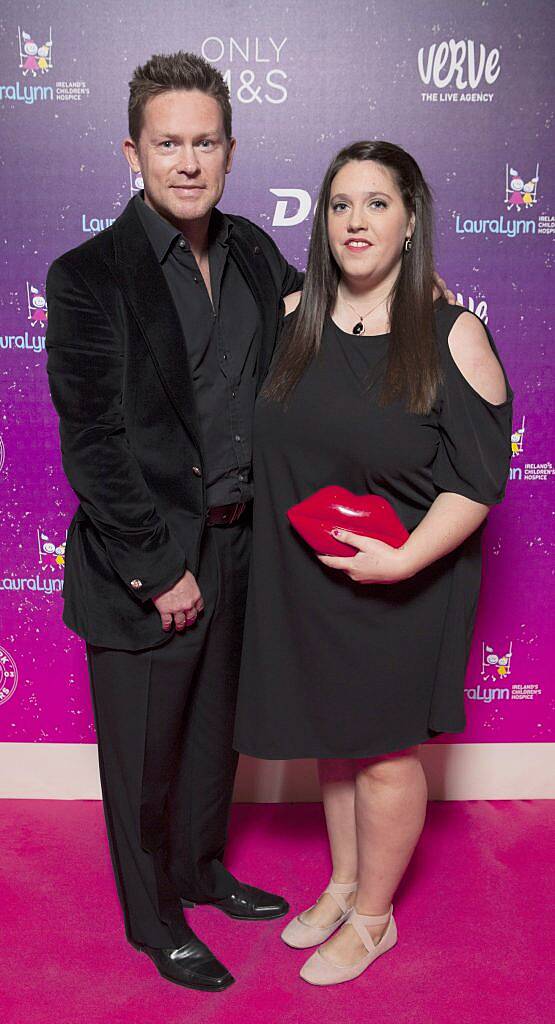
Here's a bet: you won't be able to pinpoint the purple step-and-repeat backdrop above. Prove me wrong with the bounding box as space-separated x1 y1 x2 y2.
0 0 553 747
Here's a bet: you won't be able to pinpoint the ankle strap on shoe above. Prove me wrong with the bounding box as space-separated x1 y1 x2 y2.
349 906 393 952
323 878 358 913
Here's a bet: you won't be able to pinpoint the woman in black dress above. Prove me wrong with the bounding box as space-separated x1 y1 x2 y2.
233 142 512 985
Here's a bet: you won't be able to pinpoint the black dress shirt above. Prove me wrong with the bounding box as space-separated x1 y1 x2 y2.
134 192 259 506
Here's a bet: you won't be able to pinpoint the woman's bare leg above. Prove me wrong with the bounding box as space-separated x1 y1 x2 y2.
299 758 358 926
318 746 428 962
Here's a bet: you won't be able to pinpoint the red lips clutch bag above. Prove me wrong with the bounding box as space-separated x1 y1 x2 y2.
287 486 409 557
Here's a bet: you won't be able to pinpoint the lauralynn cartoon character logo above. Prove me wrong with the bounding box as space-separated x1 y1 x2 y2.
482 642 513 682
511 415 525 458
27 283 48 326
129 167 144 197
0 645 18 707
37 528 66 571
18 27 53 75
505 164 539 213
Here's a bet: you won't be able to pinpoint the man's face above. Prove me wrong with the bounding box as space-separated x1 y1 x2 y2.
123 89 236 228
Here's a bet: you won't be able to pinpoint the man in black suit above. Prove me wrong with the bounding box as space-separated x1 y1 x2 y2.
46 51 303 992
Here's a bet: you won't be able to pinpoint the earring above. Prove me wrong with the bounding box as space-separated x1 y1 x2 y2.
404 237 413 252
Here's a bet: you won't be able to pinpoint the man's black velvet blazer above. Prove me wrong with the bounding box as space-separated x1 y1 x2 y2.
46 198 303 651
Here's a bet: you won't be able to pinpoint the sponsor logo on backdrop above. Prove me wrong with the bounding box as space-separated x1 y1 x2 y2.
509 163 555 235
504 164 539 213
455 293 488 323
81 215 116 235
509 414 554 482
0 527 65 594
453 162 550 238
482 641 513 681
37 529 66 571
0 645 18 707
0 330 45 352
0 282 47 354
511 415 525 458
27 282 48 326
18 25 52 75
129 169 144 198
270 188 312 226
0 25 89 105
0 574 63 594
464 640 542 703
418 38 500 103
201 36 288 104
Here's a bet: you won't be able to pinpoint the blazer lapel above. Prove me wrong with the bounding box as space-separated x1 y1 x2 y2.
228 229 279 388
107 200 202 448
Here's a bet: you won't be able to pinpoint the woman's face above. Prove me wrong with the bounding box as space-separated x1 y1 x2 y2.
327 160 414 286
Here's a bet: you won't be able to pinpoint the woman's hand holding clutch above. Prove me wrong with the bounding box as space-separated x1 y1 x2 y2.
286 486 412 582
317 529 414 584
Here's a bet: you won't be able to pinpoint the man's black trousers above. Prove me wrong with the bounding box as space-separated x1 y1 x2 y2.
86 517 251 949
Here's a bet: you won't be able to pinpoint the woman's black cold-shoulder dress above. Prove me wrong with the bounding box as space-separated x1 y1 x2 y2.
233 302 513 759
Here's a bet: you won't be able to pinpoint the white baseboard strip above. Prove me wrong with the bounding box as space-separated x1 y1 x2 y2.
0 742 553 801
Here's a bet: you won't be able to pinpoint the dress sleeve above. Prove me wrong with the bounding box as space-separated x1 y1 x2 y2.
432 306 514 505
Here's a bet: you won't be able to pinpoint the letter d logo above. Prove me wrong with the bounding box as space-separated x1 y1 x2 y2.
270 188 312 227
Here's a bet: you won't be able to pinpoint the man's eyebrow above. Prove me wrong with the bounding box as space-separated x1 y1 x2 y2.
151 130 222 141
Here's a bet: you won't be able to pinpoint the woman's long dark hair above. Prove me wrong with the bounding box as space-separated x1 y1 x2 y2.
264 141 442 415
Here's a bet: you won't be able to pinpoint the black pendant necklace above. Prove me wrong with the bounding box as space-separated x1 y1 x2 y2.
338 286 388 335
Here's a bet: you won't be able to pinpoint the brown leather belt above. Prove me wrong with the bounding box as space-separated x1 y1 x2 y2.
206 501 250 527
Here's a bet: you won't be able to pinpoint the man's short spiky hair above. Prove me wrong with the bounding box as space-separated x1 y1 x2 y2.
128 51 232 143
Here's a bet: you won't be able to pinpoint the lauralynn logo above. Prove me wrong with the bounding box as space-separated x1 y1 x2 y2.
509 415 554 482
27 282 48 326
0 25 54 103
37 528 66 572
0 528 64 595
0 281 47 354
0 645 18 707
454 162 545 239
18 26 53 75
465 640 542 705
511 415 526 458
505 164 539 213
464 642 513 703
418 38 500 104
0 26 90 105
129 168 144 198
482 642 513 681
82 213 117 235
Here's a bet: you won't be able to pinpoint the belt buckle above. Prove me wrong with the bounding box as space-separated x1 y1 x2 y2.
229 502 246 525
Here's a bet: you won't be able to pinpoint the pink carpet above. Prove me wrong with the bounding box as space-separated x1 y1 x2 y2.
1 799 553 1024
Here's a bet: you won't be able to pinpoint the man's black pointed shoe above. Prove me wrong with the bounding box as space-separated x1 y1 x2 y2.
136 931 234 991
181 881 289 921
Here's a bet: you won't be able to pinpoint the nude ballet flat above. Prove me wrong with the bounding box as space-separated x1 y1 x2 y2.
299 905 397 986
280 879 358 949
